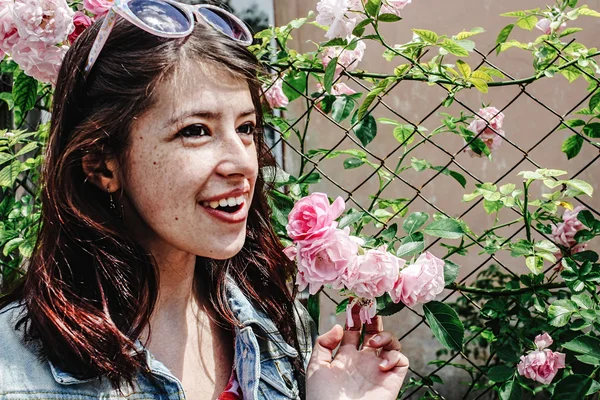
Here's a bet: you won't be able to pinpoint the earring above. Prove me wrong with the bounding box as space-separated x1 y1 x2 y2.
107 186 116 211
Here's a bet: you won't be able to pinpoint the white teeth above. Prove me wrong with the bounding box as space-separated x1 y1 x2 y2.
202 195 246 209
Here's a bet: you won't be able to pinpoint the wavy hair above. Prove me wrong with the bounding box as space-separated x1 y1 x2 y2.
0 15 305 394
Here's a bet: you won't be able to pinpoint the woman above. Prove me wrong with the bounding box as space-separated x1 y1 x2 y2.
0 2 408 399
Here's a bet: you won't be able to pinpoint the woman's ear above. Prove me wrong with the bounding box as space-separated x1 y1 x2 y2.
82 153 122 193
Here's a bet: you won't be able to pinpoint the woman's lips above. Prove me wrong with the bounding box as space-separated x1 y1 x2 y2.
200 201 248 223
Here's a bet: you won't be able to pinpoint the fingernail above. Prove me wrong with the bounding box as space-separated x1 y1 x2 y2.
371 335 381 344
380 359 388 368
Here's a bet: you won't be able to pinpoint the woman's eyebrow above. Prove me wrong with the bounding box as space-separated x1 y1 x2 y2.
163 108 256 128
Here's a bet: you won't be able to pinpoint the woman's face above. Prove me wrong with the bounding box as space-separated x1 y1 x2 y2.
120 62 259 260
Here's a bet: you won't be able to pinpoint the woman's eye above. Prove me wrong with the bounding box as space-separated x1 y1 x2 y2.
237 122 257 135
178 124 210 138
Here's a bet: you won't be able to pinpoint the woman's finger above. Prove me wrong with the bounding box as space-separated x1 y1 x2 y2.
339 304 362 350
361 315 383 350
378 350 409 372
363 331 402 353
308 324 344 373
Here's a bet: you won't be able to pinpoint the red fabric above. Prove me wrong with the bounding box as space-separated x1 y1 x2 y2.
217 369 243 400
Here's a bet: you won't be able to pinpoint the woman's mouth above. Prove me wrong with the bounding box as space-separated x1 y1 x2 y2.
199 194 248 223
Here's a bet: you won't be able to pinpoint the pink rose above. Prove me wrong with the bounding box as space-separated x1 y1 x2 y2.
391 252 445 307
68 11 93 45
283 245 297 261
344 246 404 299
0 0 19 54
535 18 566 35
13 0 74 44
346 299 377 328
321 41 366 78
263 78 289 109
465 106 506 158
316 0 358 40
380 0 411 16
287 192 345 241
551 206 587 255
517 333 565 385
83 0 113 17
11 41 67 85
296 227 359 294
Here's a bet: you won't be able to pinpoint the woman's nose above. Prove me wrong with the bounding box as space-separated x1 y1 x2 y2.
215 128 257 177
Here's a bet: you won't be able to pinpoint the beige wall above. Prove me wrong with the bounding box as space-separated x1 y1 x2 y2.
275 0 600 397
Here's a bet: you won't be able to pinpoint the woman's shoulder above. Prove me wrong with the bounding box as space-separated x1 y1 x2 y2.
0 302 71 396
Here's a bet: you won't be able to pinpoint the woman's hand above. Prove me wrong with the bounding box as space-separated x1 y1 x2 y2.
306 310 409 400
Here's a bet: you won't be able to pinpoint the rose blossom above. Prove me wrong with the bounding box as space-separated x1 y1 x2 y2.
283 245 297 261
391 252 444 307
316 0 358 40
535 18 566 35
465 106 506 158
551 206 587 255
13 0 74 44
517 332 565 385
68 11 93 44
11 41 67 84
287 192 345 241
321 40 366 78
344 246 405 299
83 0 113 17
295 227 359 294
263 78 289 109
0 0 19 54
380 0 411 16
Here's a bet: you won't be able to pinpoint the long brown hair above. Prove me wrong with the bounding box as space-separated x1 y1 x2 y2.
0 15 304 393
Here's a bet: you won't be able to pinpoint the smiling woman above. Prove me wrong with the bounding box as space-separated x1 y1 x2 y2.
0 2 408 399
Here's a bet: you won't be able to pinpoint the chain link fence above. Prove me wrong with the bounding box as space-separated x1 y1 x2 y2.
263 16 600 398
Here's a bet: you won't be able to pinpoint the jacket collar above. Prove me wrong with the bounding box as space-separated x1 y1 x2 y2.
49 276 297 385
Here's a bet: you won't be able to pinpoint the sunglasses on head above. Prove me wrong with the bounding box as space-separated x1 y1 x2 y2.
84 0 253 77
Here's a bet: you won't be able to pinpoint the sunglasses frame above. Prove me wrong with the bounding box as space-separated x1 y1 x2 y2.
84 0 253 76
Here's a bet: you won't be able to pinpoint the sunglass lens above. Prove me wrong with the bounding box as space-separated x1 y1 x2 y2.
129 0 191 34
197 7 252 43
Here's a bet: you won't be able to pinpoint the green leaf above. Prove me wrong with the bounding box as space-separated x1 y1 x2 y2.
499 378 522 400
0 92 13 110
488 365 515 382
548 299 578 327
578 6 600 17
552 374 593 399
589 91 600 112
562 335 600 365
483 199 503 214
525 256 544 274
412 28 439 44
431 167 467 188
365 0 381 17
456 60 471 78
377 294 405 316
343 157 365 169
440 38 469 57
393 125 416 145
352 18 373 37
500 11 526 17
0 160 20 187
572 293 594 309
496 24 515 54
470 78 489 93
335 298 350 314
455 27 485 40
565 179 593 196
14 142 38 157
324 57 338 93
12 72 37 113
583 122 600 138
443 260 460 284
562 134 584 159
559 119 586 130
354 114 377 147
307 294 320 329
423 219 465 239
378 13 401 22
331 95 354 123
577 210 596 229
396 241 424 258
423 301 464 352
282 71 307 102
338 210 365 229
516 15 538 30
0 152 13 166
402 212 429 234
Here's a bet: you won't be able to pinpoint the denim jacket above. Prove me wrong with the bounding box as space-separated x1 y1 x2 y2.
0 278 316 399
